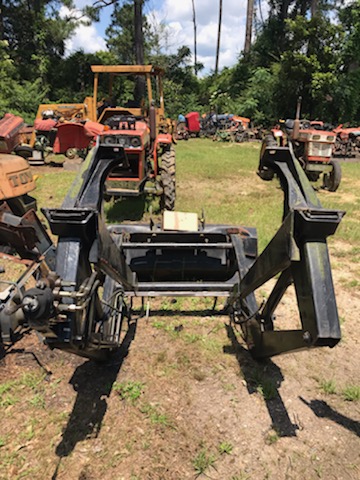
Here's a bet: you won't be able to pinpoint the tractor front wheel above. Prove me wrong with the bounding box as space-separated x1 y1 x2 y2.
160 147 176 211
323 159 341 192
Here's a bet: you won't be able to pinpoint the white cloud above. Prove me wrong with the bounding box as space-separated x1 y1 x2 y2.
60 5 107 55
65 23 107 54
148 0 250 73
59 0 268 73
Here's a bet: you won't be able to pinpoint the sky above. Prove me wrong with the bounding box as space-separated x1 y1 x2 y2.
61 0 262 74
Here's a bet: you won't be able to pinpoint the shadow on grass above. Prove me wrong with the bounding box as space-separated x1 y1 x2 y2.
51 318 138 479
105 194 161 223
224 323 299 437
300 397 360 437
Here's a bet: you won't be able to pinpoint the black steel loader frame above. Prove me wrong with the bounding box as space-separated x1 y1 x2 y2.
0 141 344 360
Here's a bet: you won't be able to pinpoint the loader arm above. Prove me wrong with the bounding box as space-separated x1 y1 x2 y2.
0 142 344 360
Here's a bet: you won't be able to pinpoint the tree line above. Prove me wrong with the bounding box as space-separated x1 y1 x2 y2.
1 0 359 126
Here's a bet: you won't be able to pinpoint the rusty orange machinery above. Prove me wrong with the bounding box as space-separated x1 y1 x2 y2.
295 129 336 162
91 65 171 133
0 154 35 201
0 114 25 154
29 97 95 147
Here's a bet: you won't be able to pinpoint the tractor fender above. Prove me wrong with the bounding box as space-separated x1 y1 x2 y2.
156 133 173 147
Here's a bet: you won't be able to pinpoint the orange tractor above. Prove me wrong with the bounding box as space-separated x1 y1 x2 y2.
0 154 36 216
90 65 175 210
267 100 340 192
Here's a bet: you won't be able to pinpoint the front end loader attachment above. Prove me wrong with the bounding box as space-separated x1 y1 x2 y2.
0 141 344 360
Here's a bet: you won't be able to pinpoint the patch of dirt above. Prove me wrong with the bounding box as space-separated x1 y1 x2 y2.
0 258 359 480
1 146 359 480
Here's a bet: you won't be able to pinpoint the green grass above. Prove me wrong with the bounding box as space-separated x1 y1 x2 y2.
113 380 144 405
265 428 280 445
342 385 360 401
0 371 46 409
30 139 360 256
319 379 337 395
140 403 173 427
33 170 76 209
218 441 233 455
192 447 216 475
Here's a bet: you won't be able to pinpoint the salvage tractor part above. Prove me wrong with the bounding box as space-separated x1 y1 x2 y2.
333 125 360 158
274 99 341 192
91 65 175 209
0 154 36 216
0 138 344 361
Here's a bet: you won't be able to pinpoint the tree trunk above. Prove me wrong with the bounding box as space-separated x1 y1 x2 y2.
215 0 222 75
134 0 145 102
191 0 197 76
311 0 319 18
280 0 291 21
244 0 254 55
0 0 4 41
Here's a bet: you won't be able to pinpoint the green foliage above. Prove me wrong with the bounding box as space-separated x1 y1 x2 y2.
319 379 337 395
140 403 173 427
192 447 216 475
2 0 360 126
342 385 360 401
218 441 233 455
113 380 144 405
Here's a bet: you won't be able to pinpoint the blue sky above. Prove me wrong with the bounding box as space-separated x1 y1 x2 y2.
62 1 262 74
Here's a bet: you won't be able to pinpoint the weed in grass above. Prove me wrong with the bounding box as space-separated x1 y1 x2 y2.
160 299 174 310
29 393 46 409
319 379 337 395
0 380 18 407
0 380 15 396
20 371 45 389
152 320 166 330
231 473 250 480
314 465 323 478
142 440 150 450
183 333 202 344
0 393 18 408
256 379 277 401
223 383 236 392
0 437 5 448
140 403 173 427
113 381 144 405
192 447 216 475
342 385 360 401
265 428 280 445
21 419 37 441
218 441 233 455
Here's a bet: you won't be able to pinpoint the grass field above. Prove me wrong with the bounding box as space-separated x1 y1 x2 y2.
33 139 360 251
1 139 359 480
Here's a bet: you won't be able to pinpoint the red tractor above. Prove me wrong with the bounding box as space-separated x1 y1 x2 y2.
269 101 340 192
333 125 360 157
91 65 176 211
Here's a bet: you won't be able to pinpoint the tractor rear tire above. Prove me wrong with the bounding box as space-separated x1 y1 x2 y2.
65 148 77 159
13 145 33 160
160 147 176 211
323 159 341 192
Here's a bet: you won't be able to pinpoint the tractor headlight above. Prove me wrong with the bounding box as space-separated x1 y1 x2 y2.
103 135 117 145
130 136 141 148
118 137 128 147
